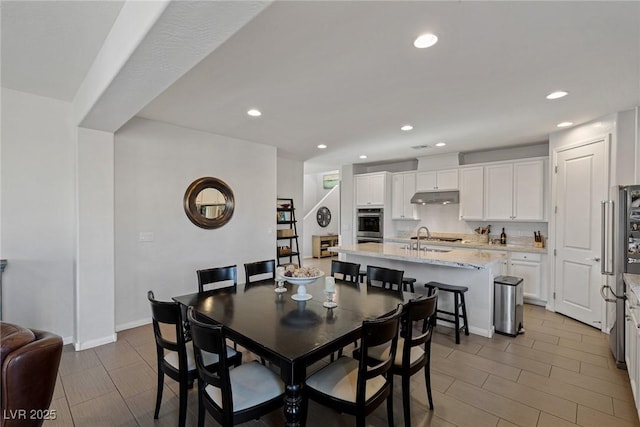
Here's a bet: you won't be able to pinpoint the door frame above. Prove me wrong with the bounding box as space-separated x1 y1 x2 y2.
550 134 610 331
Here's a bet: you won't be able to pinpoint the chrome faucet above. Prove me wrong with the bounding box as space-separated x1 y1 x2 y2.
416 226 431 251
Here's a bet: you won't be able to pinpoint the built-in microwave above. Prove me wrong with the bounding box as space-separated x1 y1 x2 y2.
356 208 383 241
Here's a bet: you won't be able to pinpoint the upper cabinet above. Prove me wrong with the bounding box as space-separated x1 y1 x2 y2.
484 159 546 221
459 166 484 220
391 172 419 220
355 172 386 206
416 169 458 191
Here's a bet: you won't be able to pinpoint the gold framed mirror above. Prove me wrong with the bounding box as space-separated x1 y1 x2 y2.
183 177 235 229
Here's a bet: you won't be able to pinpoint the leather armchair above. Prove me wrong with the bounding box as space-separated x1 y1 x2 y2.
1 322 63 427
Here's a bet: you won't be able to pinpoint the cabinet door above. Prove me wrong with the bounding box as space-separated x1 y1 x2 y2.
416 171 437 191
355 175 370 206
436 169 459 190
391 174 405 219
369 174 386 205
402 173 417 219
513 160 545 221
459 167 484 220
485 163 514 220
510 259 542 300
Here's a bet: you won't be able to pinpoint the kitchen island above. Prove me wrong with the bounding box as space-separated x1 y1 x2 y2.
329 243 506 337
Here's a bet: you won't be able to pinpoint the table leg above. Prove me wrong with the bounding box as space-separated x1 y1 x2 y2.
284 383 303 426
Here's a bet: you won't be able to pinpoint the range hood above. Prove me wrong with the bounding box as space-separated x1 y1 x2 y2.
410 191 459 205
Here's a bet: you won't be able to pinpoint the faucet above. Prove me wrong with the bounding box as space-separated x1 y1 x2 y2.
416 226 431 251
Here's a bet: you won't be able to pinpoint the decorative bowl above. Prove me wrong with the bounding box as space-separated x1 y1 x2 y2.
284 271 324 301
284 272 324 287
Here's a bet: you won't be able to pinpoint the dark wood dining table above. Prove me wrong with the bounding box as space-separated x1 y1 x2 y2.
173 278 417 427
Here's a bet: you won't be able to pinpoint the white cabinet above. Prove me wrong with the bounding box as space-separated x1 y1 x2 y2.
459 166 484 220
416 169 458 191
509 252 543 302
391 172 418 220
513 160 545 221
355 173 386 206
625 290 640 419
485 159 545 221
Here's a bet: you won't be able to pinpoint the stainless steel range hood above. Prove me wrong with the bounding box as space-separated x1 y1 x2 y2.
410 191 459 205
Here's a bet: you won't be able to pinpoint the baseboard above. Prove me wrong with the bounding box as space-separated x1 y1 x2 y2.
74 333 117 351
63 336 74 345
116 317 151 332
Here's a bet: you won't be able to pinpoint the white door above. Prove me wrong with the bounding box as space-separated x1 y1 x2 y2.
554 139 607 327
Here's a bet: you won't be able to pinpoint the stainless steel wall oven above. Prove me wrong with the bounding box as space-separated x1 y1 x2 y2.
356 208 383 243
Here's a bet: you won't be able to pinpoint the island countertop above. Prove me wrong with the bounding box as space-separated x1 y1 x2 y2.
329 243 506 270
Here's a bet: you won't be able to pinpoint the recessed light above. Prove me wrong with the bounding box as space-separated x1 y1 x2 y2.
414 33 438 49
435 142 446 147
546 91 568 100
557 121 574 128
317 144 327 149
401 125 413 131
359 155 368 159
247 109 262 117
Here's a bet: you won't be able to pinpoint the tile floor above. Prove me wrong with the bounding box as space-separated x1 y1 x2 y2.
44 257 640 426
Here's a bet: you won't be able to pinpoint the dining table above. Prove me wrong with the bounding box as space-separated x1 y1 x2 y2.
172 277 418 427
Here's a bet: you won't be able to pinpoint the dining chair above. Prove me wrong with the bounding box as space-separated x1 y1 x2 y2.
304 305 403 427
366 265 405 293
330 260 361 285
197 265 238 293
147 291 242 427
359 288 439 426
187 307 285 426
244 259 276 286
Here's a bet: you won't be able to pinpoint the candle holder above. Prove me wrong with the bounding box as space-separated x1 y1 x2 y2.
323 276 337 308
275 266 287 293
323 289 337 308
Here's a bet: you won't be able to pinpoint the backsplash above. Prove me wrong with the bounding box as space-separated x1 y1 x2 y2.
391 203 548 245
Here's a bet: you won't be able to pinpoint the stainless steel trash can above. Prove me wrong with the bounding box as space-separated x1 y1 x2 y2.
494 275 524 336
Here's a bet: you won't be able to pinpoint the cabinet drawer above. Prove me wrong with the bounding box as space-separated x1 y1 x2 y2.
510 252 541 262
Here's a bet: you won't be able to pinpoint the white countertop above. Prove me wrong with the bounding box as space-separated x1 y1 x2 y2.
384 237 548 254
329 243 506 270
623 273 640 301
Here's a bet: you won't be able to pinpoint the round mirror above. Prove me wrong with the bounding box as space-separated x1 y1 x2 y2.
316 206 331 227
184 177 235 229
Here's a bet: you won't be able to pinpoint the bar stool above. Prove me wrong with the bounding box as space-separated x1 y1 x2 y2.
424 281 469 344
359 270 416 292
402 277 416 293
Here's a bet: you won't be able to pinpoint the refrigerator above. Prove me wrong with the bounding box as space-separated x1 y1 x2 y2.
601 185 640 369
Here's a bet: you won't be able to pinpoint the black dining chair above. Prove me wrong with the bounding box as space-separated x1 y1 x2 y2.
304 305 403 427
197 265 238 293
330 260 361 285
366 265 405 293
244 259 276 286
187 307 285 426
358 288 439 426
147 291 242 427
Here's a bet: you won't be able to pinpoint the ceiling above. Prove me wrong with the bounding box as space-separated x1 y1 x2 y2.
3 1 639 173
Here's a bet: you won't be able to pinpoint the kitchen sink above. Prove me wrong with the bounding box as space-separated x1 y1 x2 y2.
403 244 451 253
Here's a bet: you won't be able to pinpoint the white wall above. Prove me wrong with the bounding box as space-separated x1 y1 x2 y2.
114 117 277 329
303 170 339 216
302 185 340 259
76 127 115 349
277 156 304 261
0 89 75 340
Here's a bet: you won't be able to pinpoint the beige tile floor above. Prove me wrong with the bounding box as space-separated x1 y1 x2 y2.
44 257 640 426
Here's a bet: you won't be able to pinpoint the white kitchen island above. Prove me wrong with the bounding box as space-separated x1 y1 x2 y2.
329 243 506 338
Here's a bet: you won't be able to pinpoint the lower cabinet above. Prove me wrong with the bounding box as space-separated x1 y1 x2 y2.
625 293 640 419
509 252 543 303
